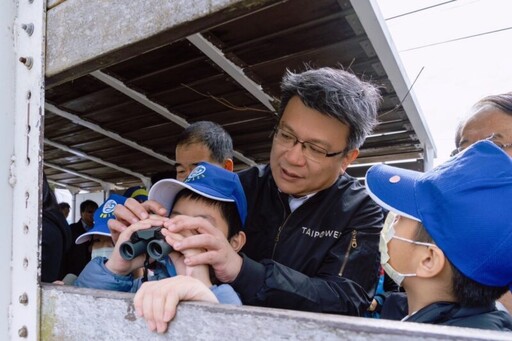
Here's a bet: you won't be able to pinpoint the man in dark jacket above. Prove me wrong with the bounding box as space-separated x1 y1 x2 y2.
42 174 72 282
365 140 512 331
111 67 384 315
63 199 98 276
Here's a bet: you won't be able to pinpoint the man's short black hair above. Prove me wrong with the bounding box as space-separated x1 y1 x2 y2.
278 67 381 151
79 200 98 213
58 202 70 210
172 189 243 239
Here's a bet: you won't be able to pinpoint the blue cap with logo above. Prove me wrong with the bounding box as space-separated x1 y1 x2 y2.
365 140 512 290
149 162 247 225
75 193 127 244
122 185 148 203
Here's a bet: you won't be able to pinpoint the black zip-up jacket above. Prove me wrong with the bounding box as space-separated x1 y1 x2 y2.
231 165 383 316
406 302 512 331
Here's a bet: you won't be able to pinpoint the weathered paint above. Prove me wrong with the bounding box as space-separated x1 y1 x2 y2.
41 285 511 341
2 0 46 340
46 0 282 87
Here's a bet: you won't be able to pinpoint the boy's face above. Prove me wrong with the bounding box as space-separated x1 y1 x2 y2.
386 215 422 274
91 235 114 250
169 196 229 238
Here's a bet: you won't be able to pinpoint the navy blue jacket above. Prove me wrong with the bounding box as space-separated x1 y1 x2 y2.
405 302 512 331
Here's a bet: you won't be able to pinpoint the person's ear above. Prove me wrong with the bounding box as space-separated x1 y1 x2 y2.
340 149 359 172
223 158 234 172
415 246 446 278
229 231 246 252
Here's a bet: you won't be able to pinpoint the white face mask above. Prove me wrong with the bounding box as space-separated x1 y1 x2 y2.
91 247 114 260
379 212 435 286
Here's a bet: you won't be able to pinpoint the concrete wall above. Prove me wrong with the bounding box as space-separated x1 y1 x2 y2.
41 284 510 340
45 0 282 87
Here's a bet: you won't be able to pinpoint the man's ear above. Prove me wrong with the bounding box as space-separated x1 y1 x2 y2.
340 149 359 173
415 246 446 279
223 159 234 172
229 231 246 252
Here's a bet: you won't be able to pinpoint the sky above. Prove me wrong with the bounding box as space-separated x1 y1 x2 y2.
375 0 512 165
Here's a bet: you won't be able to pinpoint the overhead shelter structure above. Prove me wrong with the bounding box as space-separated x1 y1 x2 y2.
43 0 436 192
13 1 503 340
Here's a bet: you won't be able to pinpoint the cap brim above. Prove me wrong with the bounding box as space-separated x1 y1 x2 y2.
75 228 111 245
365 164 422 222
148 178 234 213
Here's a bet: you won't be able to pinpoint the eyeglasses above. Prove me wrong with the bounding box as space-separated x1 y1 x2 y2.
451 133 512 156
273 127 347 161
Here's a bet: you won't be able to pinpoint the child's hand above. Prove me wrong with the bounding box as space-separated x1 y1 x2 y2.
105 216 167 275
133 275 218 334
108 198 168 244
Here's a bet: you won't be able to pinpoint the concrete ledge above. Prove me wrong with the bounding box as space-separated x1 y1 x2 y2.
45 0 281 87
41 284 511 340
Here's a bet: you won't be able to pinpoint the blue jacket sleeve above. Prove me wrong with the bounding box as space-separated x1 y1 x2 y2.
210 284 242 305
74 257 142 293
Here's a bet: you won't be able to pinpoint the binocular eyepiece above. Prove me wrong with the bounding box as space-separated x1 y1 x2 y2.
119 227 173 261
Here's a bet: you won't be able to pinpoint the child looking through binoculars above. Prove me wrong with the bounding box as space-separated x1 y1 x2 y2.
75 162 247 333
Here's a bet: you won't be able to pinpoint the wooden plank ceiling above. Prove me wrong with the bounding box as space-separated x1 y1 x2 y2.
44 0 423 192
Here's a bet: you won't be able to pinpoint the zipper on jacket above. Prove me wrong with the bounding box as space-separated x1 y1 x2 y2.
271 194 292 259
338 230 357 277
271 213 294 259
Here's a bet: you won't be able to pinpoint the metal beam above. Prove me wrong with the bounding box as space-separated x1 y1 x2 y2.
90 70 189 128
47 179 82 194
90 71 257 167
45 102 176 166
187 33 276 112
44 138 150 184
44 162 123 191
350 0 437 159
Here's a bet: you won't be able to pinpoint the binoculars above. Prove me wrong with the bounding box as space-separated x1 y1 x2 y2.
119 227 173 261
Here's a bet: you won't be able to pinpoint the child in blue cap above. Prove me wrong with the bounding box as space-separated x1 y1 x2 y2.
365 140 512 331
75 194 128 260
75 162 247 333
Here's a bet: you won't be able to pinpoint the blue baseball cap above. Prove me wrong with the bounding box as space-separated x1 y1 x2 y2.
365 140 512 289
149 162 247 225
122 185 148 203
75 194 127 244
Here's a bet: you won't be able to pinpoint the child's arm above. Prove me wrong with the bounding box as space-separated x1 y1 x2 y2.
75 256 138 292
133 275 219 334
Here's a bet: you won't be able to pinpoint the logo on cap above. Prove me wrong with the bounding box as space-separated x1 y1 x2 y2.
186 165 206 182
99 199 117 219
389 175 401 184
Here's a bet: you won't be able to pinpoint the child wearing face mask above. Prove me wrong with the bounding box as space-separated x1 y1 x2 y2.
364 140 512 331
75 194 128 261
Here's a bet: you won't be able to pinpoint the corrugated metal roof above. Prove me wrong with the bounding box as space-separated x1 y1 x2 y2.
44 0 428 191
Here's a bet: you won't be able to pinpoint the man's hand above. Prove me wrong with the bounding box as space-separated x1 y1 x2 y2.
163 215 243 283
106 217 167 275
134 276 218 334
165 227 212 286
108 198 168 243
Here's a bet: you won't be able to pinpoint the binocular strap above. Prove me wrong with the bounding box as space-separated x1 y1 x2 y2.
142 253 150 283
